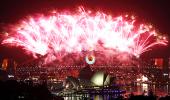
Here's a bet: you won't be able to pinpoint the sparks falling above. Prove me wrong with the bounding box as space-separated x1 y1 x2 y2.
2 8 168 65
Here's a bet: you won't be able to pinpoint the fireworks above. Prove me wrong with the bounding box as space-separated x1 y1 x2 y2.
1 8 168 65
86 55 95 65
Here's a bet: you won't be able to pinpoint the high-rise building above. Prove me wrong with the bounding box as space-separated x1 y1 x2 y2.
155 58 163 69
1 58 16 76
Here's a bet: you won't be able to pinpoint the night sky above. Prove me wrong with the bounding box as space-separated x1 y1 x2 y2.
0 0 170 62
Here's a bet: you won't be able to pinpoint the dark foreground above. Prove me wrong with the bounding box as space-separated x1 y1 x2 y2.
0 80 170 100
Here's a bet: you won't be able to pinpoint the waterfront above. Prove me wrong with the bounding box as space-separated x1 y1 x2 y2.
60 84 170 100
123 83 170 97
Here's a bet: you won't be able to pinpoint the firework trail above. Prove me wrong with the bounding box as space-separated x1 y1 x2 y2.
2 8 168 65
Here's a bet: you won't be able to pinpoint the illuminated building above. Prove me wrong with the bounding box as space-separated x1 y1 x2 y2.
91 71 110 86
1 59 8 70
155 58 163 69
1 58 16 77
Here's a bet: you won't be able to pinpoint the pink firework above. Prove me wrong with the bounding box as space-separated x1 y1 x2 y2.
2 8 168 65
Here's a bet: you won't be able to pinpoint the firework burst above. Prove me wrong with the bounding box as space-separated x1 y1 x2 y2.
2 8 168 65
